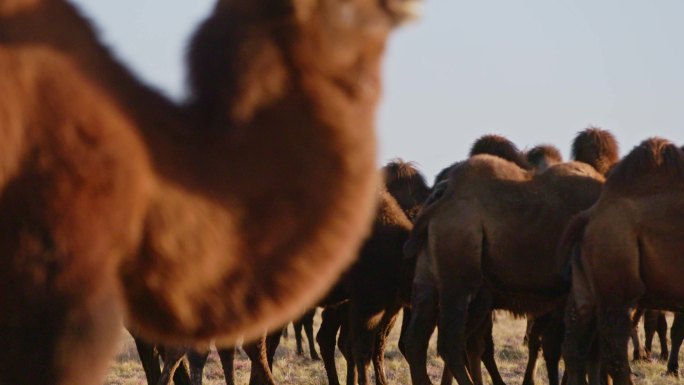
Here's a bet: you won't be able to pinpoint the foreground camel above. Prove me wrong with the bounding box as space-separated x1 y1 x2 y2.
562 138 684 385
0 1 419 383
404 129 618 385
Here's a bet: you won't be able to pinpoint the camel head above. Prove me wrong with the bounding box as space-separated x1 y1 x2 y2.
188 0 422 125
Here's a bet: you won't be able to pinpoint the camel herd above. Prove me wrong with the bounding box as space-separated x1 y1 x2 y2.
125 131 683 385
1 1 683 385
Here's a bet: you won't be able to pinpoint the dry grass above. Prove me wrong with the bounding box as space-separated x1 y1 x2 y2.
105 312 682 385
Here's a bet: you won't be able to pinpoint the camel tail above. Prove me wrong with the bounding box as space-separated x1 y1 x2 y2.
571 127 620 175
403 180 448 260
557 213 590 282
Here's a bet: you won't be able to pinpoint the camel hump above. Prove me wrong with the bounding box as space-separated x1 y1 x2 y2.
606 137 684 189
383 159 429 195
469 134 531 170
526 144 563 171
571 127 619 175
384 158 421 181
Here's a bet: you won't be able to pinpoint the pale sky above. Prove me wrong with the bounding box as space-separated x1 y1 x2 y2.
71 0 684 181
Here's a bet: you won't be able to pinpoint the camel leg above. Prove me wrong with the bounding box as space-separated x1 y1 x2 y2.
373 306 401 385
398 308 411 359
244 334 276 385
667 313 684 377
266 329 282 370
522 315 549 385
317 306 343 385
294 316 305 356
158 347 188 385
440 367 453 385
338 314 357 385
403 283 439 385
562 295 595 385
465 318 489 385
656 311 669 361
629 308 644 361
597 305 634 385
133 335 162 385
217 347 236 385
460 292 493 385
186 348 209 385
642 310 657 359
302 309 321 360
586 337 602 385
437 289 477 385
542 314 565 385
349 310 375 385
481 314 505 385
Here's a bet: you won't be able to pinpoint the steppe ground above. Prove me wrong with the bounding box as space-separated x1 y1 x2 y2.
106 312 681 385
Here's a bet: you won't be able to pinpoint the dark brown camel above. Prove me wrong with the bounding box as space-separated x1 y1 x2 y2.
404 129 618 385
0 1 418 384
316 188 414 385
561 138 684 385
315 160 430 385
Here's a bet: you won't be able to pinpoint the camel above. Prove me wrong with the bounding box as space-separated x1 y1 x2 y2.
314 160 430 385
403 129 618 385
402 134 537 385
316 188 413 385
0 1 419 383
561 138 684 385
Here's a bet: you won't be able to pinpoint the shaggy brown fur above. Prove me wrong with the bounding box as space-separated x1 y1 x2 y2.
404 131 619 385
0 1 416 384
470 134 532 170
526 145 563 171
316 189 414 385
562 138 684 385
384 159 431 220
571 127 619 175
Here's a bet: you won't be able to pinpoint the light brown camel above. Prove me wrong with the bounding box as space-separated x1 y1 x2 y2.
403 129 618 385
561 138 684 385
402 134 536 385
0 1 419 384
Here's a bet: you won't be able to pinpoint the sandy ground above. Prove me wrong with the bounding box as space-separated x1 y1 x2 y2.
105 311 681 385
